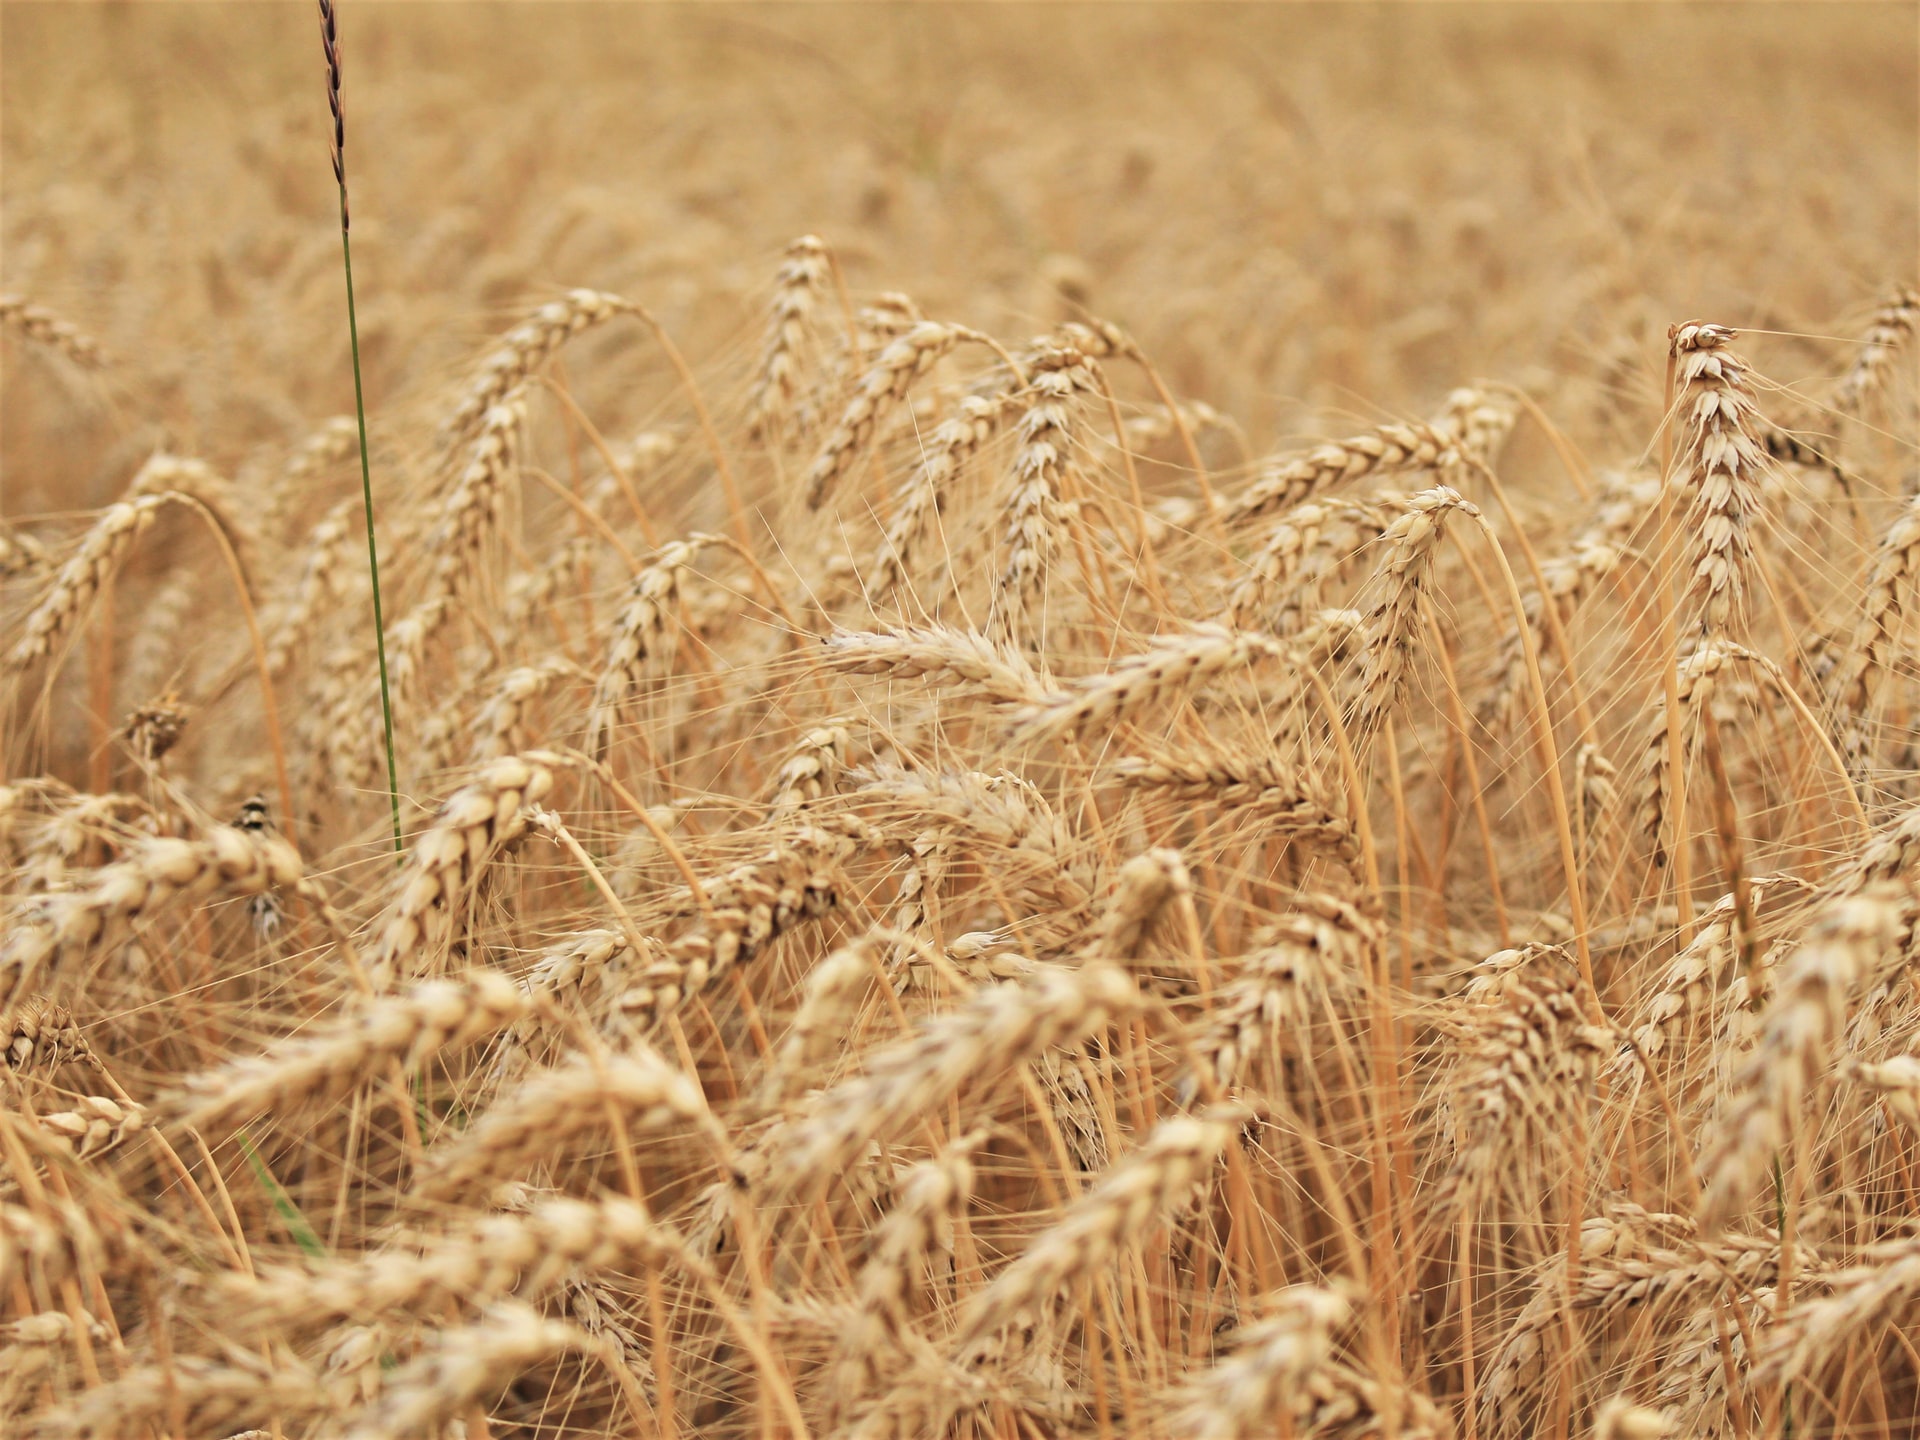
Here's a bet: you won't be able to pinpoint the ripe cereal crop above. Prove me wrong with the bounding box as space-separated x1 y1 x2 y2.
1 7 1917 1438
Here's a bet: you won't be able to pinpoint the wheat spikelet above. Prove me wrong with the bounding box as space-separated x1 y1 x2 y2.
0 294 105 369
1828 490 1920 768
624 819 867 1023
1635 636 1739 868
771 963 1140 1193
439 289 630 445
1346 484 1476 740
1165 1285 1352 1440
952 1104 1245 1355
3 995 95 1073
0 1194 125 1298
262 413 358 534
747 233 833 439
1842 1051 1920 1132
341 1302 600 1440
417 1043 727 1199
35 1096 148 1162
849 764 1088 911
6 497 164 674
761 934 877 1102
1698 885 1908 1233
992 348 1093 644
421 394 524 594
1008 623 1287 748
584 535 715 753
805 320 968 509
1433 384 1521 466
1111 745 1358 861
171 971 527 1128
264 498 357 678
823 624 1050 704
0 523 48 579
1832 282 1919 416
1446 948 1605 1208
25 1355 325 1440
372 751 560 986
1096 846 1191 964
1191 895 1375 1091
1225 420 1455 525
326 591 454 787
519 927 648 1010
1 823 307 1007
0 1313 110 1397
828 1128 988 1421
1482 533 1624 730
235 1192 696 1328
468 657 578 761
767 722 852 814
124 453 256 567
1574 1221 1805 1322
1478 1206 1669 1426
1590 1396 1670 1440
1758 1232 1920 1383
870 392 1016 601
1225 495 1397 635
1613 878 1803 1070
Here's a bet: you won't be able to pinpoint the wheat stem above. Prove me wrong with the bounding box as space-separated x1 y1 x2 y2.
319 0 401 855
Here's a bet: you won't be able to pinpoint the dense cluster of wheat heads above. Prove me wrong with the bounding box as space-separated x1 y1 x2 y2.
6 241 1920 1438
5 8 1920 1440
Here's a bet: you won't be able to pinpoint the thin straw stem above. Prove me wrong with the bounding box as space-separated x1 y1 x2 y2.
320 0 402 855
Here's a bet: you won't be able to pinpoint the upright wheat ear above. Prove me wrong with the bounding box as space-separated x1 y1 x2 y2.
747 235 832 440
1668 322 1771 638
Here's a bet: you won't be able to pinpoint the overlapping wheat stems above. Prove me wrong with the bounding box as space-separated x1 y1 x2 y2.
318 0 401 854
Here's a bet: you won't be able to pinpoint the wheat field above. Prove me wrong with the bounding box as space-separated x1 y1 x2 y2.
2 5 1919 1438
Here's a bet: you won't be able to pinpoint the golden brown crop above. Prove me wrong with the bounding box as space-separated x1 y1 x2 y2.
1 6 1917 1439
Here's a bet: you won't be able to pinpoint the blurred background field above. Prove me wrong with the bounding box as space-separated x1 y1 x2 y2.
5 3 1914 509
